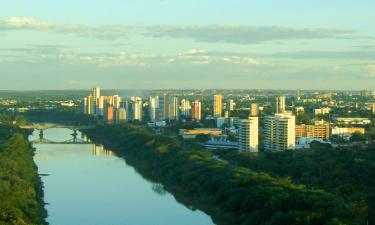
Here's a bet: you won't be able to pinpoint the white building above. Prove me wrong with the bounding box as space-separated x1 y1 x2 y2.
265 113 295 151
180 99 191 117
149 96 159 122
132 99 143 121
276 96 286 113
169 96 179 121
314 107 331 115
238 117 259 152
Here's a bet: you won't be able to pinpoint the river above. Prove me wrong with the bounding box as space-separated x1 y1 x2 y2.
31 128 215 225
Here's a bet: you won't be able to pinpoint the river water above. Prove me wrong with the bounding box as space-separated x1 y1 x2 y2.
31 128 215 225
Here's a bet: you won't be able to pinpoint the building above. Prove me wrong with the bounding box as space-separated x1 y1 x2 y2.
179 128 223 139
113 95 121 109
157 94 165 121
118 107 127 122
372 103 375 114
92 87 101 99
191 100 201 121
295 106 305 115
314 107 331 115
216 117 226 128
296 137 331 150
180 99 191 117
331 127 365 135
83 97 88 114
227 99 235 111
163 94 171 120
213 94 223 117
149 96 159 122
276 96 286 113
97 96 104 116
250 103 258 116
334 117 371 125
265 113 296 151
104 105 114 123
169 96 179 121
238 117 259 152
295 124 330 140
132 99 143 121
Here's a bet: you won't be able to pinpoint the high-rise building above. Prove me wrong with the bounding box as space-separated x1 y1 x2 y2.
213 94 223 117
163 94 170 120
227 99 235 111
238 117 259 152
97 96 104 116
133 99 143 121
92 87 101 99
276 96 286 113
149 96 159 122
169 96 179 121
118 107 127 122
265 113 295 151
250 103 258 116
372 103 375 114
104 105 114 123
83 97 88 114
87 95 94 115
180 99 191 117
191 100 201 121
157 95 165 121
113 95 121 109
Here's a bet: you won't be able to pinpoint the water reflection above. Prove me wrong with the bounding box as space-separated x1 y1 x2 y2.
91 144 114 157
32 127 214 225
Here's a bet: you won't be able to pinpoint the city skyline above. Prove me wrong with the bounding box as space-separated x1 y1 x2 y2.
1 1 375 90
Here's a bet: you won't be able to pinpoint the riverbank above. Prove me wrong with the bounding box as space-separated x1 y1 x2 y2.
0 125 48 225
84 123 363 225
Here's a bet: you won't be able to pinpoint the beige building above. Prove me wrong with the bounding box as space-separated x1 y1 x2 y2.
295 124 330 140
238 117 259 152
191 100 201 121
213 94 223 117
265 113 295 151
276 96 286 113
250 103 258 116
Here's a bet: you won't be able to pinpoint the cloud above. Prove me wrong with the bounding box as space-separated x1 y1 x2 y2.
0 17 133 40
0 17 363 44
145 25 355 44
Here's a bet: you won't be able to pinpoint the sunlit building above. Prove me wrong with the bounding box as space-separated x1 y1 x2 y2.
180 99 191 117
191 100 201 121
149 96 159 122
265 113 295 151
132 99 143 121
295 124 330 140
213 94 223 117
227 99 235 111
276 96 286 113
250 103 258 116
238 117 259 152
169 96 179 121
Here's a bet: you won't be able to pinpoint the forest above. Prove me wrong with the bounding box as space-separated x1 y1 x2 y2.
84 123 366 225
0 125 48 225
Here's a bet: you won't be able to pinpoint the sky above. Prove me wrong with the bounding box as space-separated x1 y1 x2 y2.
0 0 375 90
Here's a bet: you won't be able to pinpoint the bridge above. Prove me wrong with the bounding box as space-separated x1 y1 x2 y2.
20 124 95 130
20 124 95 145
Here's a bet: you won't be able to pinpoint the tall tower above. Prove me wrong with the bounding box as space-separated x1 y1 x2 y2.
149 96 159 122
238 117 259 152
213 94 223 117
180 99 191 117
276 96 286 113
133 99 143 121
264 113 295 151
92 87 101 99
250 103 258 116
113 95 121 109
191 100 201 121
163 94 170 121
372 103 375 114
227 99 235 111
169 96 179 121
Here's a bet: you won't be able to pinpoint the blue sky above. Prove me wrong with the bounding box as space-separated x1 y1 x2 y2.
0 0 374 90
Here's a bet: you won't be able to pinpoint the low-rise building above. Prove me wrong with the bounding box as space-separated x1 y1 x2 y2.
295 124 330 140
334 117 371 125
179 128 223 139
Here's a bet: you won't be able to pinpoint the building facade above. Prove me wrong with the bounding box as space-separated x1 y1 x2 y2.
265 113 295 151
213 94 223 117
238 117 259 152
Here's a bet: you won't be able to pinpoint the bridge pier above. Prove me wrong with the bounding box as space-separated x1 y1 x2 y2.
38 129 45 141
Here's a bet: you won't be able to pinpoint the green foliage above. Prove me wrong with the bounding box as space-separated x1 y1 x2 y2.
0 127 47 225
85 123 364 225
